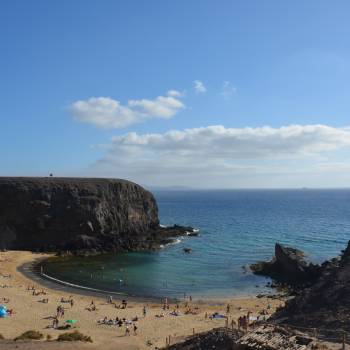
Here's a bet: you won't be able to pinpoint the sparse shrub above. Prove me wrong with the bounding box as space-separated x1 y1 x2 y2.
57 331 92 342
14 330 43 341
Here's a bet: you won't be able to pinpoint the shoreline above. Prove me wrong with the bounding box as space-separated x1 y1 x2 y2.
18 257 166 304
0 250 285 349
32 253 272 305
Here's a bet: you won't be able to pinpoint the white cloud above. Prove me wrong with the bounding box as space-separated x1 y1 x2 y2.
88 124 350 187
221 81 237 99
166 90 183 97
193 80 207 93
69 91 185 129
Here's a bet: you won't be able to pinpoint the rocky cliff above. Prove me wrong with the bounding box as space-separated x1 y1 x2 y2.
0 177 192 253
272 240 350 337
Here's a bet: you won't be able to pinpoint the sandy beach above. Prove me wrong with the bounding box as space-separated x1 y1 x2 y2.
0 251 284 349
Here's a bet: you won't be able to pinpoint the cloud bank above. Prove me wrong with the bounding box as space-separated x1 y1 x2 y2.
89 124 350 187
69 90 185 129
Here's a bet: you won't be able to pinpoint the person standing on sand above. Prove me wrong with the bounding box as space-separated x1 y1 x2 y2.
143 306 146 317
237 316 241 330
70 299 74 308
133 324 137 335
125 325 130 336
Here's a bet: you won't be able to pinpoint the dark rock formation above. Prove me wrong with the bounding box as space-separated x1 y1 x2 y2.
165 325 318 350
0 177 194 253
236 324 315 349
272 240 350 338
250 243 321 285
165 327 242 350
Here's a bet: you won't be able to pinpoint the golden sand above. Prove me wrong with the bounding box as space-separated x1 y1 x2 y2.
0 251 283 349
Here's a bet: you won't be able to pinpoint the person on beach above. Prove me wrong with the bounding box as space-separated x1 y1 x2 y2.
231 319 236 329
56 306 61 318
108 295 113 304
226 304 230 314
242 315 248 332
143 306 146 317
70 299 74 308
125 325 130 336
133 324 137 335
53 317 59 329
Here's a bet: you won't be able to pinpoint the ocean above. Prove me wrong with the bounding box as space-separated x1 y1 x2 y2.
42 189 350 299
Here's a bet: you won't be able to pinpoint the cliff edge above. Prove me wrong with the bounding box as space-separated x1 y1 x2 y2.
0 177 192 253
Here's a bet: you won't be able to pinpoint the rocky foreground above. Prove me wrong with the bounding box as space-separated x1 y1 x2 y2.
165 325 334 350
250 241 350 340
272 240 350 337
167 242 350 349
0 177 195 254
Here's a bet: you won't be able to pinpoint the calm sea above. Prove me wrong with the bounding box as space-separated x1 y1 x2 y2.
43 189 350 299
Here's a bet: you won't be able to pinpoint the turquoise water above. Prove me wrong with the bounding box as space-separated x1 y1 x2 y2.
43 190 350 299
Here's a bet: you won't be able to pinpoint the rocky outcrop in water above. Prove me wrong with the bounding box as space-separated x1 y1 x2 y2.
0 177 194 253
250 243 321 285
272 240 350 338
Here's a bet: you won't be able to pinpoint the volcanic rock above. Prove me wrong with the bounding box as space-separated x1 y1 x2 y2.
250 243 321 285
0 177 195 253
272 240 350 338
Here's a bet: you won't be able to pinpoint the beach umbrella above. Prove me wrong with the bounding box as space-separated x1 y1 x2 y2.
0 308 7 318
65 319 77 324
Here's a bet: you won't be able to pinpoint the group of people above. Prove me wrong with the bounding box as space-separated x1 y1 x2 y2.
237 314 249 332
86 300 97 311
97 315 138 336
56 305 65 318
61 296 74 308
125 323 137 336
27 285 49 303
27 285 47 296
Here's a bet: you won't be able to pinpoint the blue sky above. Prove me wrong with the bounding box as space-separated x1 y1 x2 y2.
2 1 350 188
